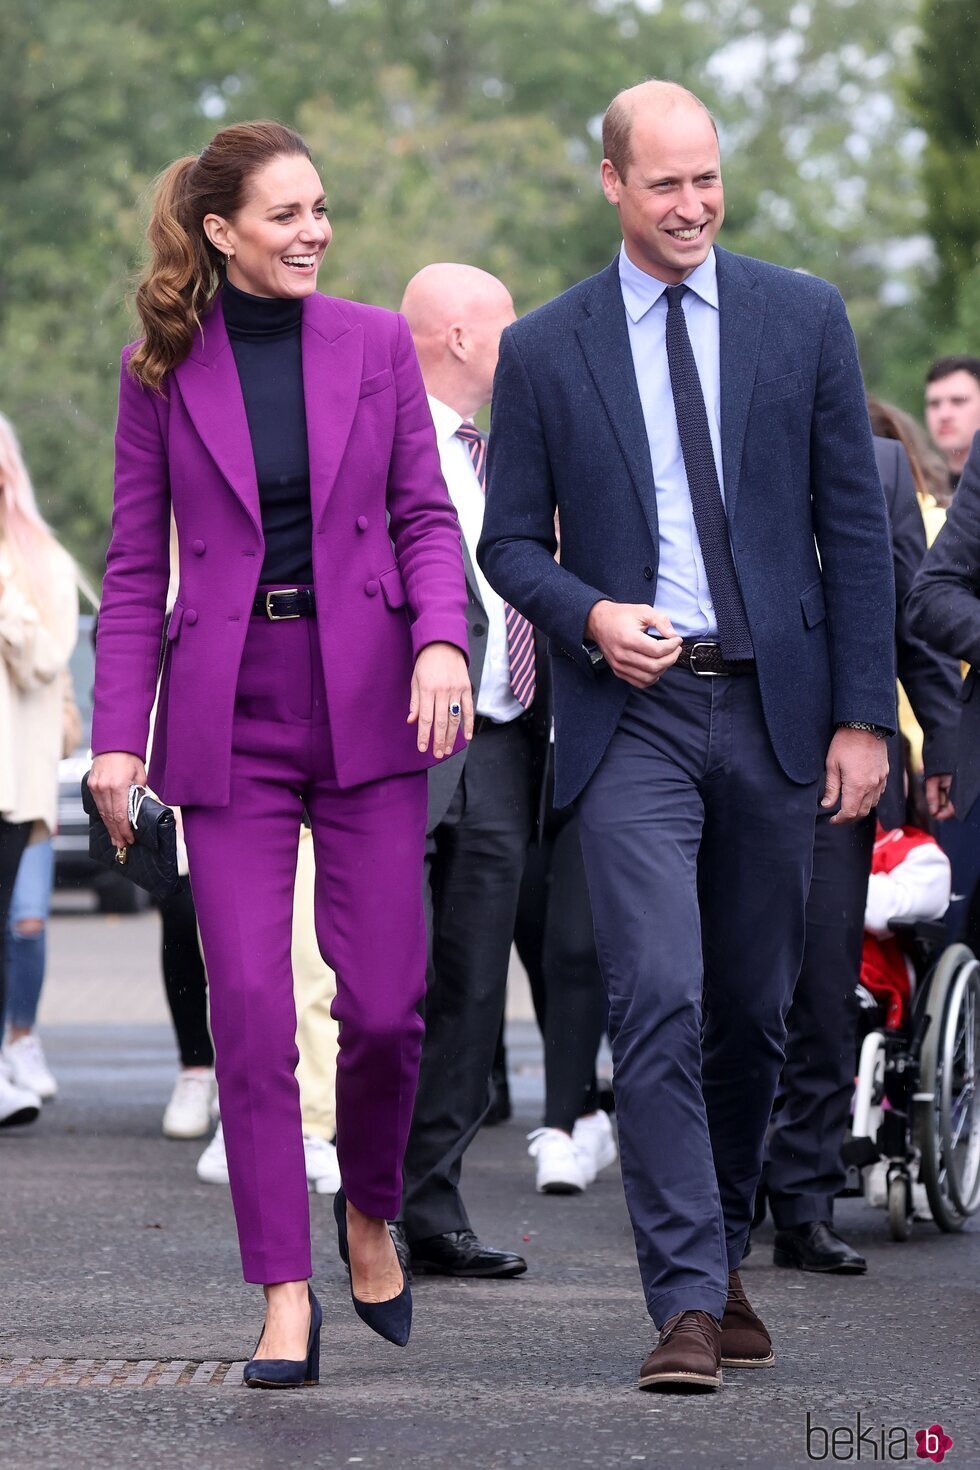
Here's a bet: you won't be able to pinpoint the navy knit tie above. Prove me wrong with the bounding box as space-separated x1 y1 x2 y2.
664 284 753 660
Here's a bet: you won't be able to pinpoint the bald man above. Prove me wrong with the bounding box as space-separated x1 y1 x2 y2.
479 81 895 1390
393 265 550 1279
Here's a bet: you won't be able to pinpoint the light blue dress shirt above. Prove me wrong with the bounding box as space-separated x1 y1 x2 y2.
618 242 724 640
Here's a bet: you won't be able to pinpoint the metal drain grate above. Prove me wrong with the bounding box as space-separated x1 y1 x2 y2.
0 1359 248 1388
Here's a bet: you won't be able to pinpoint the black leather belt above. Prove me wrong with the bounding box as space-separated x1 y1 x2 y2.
676 640 755 677
252 587 316 620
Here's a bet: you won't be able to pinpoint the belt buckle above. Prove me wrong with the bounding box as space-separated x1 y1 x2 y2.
266 588 301 621
688 641 723 677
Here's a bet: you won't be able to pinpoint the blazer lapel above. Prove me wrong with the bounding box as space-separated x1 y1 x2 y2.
302 296 364 528
716 247 765 525
575 260 659 547
173 297 262 537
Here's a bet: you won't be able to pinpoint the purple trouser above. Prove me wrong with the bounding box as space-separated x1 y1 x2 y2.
182 610 427 1285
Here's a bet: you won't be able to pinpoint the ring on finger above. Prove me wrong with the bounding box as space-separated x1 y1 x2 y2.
449 701 462 719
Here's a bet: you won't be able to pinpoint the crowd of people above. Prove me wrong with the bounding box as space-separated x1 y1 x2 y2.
2 79 980 1395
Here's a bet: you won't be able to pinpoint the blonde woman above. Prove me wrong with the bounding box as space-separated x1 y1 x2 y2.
0 413 77 1126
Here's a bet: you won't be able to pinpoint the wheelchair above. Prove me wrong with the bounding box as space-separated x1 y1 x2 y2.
844 922 980 1241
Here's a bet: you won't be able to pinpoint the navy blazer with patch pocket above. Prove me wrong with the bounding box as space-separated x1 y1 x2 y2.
478 248 897 807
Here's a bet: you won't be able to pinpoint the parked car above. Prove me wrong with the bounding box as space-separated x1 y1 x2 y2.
54 612 148 913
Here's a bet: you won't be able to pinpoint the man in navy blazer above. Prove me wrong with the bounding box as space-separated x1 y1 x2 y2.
478 80 896 1392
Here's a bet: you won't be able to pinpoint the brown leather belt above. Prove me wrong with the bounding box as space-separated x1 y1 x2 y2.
675 640 755 677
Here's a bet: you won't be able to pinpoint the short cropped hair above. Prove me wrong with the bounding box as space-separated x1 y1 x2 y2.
925 355 980 388
601 82 718 182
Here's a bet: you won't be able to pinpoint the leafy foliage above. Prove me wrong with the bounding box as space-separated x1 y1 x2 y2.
0 0 958 572
910 0 980 328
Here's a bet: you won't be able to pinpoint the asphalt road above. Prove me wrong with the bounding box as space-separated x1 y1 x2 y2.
2 912 978 1470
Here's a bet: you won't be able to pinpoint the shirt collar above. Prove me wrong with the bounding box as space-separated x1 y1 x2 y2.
427 394 465 444
618 242 719 323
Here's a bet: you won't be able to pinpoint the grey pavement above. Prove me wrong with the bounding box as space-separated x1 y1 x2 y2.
2 910 978 1470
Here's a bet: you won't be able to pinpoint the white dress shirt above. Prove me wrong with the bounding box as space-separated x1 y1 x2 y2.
619 243 725 640
426 395 524 723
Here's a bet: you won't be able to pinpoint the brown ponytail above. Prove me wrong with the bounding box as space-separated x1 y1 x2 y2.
129 121 312 393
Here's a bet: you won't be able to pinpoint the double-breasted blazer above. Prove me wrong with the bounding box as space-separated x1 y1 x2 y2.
92 291 469 807
478 249 897 807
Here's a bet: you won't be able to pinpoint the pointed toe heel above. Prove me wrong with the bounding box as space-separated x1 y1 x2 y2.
334 1188 413 1347
242 1286 322 1388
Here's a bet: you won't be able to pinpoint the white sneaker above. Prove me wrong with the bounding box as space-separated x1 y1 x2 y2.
304 1134 341 1195
572 1110 618 1184
0 1056 41 1128
3 1034 58 1101
196 1122 229 1185
864 1161 888 1209
162 1069 216 1139
912 1181 933 1221
527 1127 588 1194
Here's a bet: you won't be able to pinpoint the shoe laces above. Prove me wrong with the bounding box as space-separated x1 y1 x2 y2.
174 1071 212 1096
11 1035 45 1064
527 1127 573 1156
727 1270 750 1307
661 1310 718 1344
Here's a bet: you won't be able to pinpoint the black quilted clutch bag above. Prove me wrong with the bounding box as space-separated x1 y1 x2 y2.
80 774 179 900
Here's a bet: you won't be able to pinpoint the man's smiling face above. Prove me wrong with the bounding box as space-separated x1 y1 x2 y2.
601 101 724 284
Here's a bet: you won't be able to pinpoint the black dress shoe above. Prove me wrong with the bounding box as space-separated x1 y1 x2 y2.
388 1221 413 1280
410 1229 527 1278
773 1220 867 1274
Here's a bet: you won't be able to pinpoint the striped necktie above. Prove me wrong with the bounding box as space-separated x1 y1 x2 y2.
455 421 536 709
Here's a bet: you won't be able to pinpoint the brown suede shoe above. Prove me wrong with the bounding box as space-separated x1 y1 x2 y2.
720 1270 774 1368
638 1310 722 1392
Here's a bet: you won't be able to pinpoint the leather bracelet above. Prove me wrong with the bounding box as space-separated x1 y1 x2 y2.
836 720 888 740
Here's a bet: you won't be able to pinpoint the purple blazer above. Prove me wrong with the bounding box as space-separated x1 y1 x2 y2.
92 291 469 807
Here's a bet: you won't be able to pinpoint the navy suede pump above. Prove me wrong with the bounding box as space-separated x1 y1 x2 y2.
243 1285 322 1389
333 1188 412 1347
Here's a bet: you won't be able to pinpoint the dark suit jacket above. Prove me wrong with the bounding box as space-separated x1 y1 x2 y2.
908 431 980 819
478 248 896 807
427 537 551 833
874 435 960 826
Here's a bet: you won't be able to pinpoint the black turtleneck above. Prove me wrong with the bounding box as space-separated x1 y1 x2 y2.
222 278 313 585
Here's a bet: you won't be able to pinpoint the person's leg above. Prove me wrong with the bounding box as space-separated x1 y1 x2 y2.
181 616 315 1292
0 821 32 1026
5 837 54 1035
513 822 551 1032
304 760 427 1304
292 823 339 1146
696 672 821 1271
577 675 727 1328
304 770 427 1218
401 722 534 1243
542 810 607 1132
157 875 214 1069
766 813 875 1230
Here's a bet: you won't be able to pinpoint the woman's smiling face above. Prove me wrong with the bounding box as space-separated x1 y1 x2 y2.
204 153 331 299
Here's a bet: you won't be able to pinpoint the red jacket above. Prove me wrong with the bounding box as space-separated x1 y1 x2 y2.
861 826 950 1029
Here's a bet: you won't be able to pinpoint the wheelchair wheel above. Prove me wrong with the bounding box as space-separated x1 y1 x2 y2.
887 1174 912 1242
915 944 980 1230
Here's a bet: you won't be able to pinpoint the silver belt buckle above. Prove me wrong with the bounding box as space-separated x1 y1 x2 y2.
266 588 301 621
688 641 724 676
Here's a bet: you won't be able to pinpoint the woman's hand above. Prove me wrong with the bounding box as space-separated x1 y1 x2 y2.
408 643 474 759
88 751 148 848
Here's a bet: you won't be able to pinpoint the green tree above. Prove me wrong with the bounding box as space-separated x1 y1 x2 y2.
0 0 947 573
910 0 980 328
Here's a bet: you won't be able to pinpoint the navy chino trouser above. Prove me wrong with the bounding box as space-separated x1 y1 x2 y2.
576 663 820 1326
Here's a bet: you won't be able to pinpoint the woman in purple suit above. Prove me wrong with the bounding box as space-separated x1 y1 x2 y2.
88 121 472 1387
